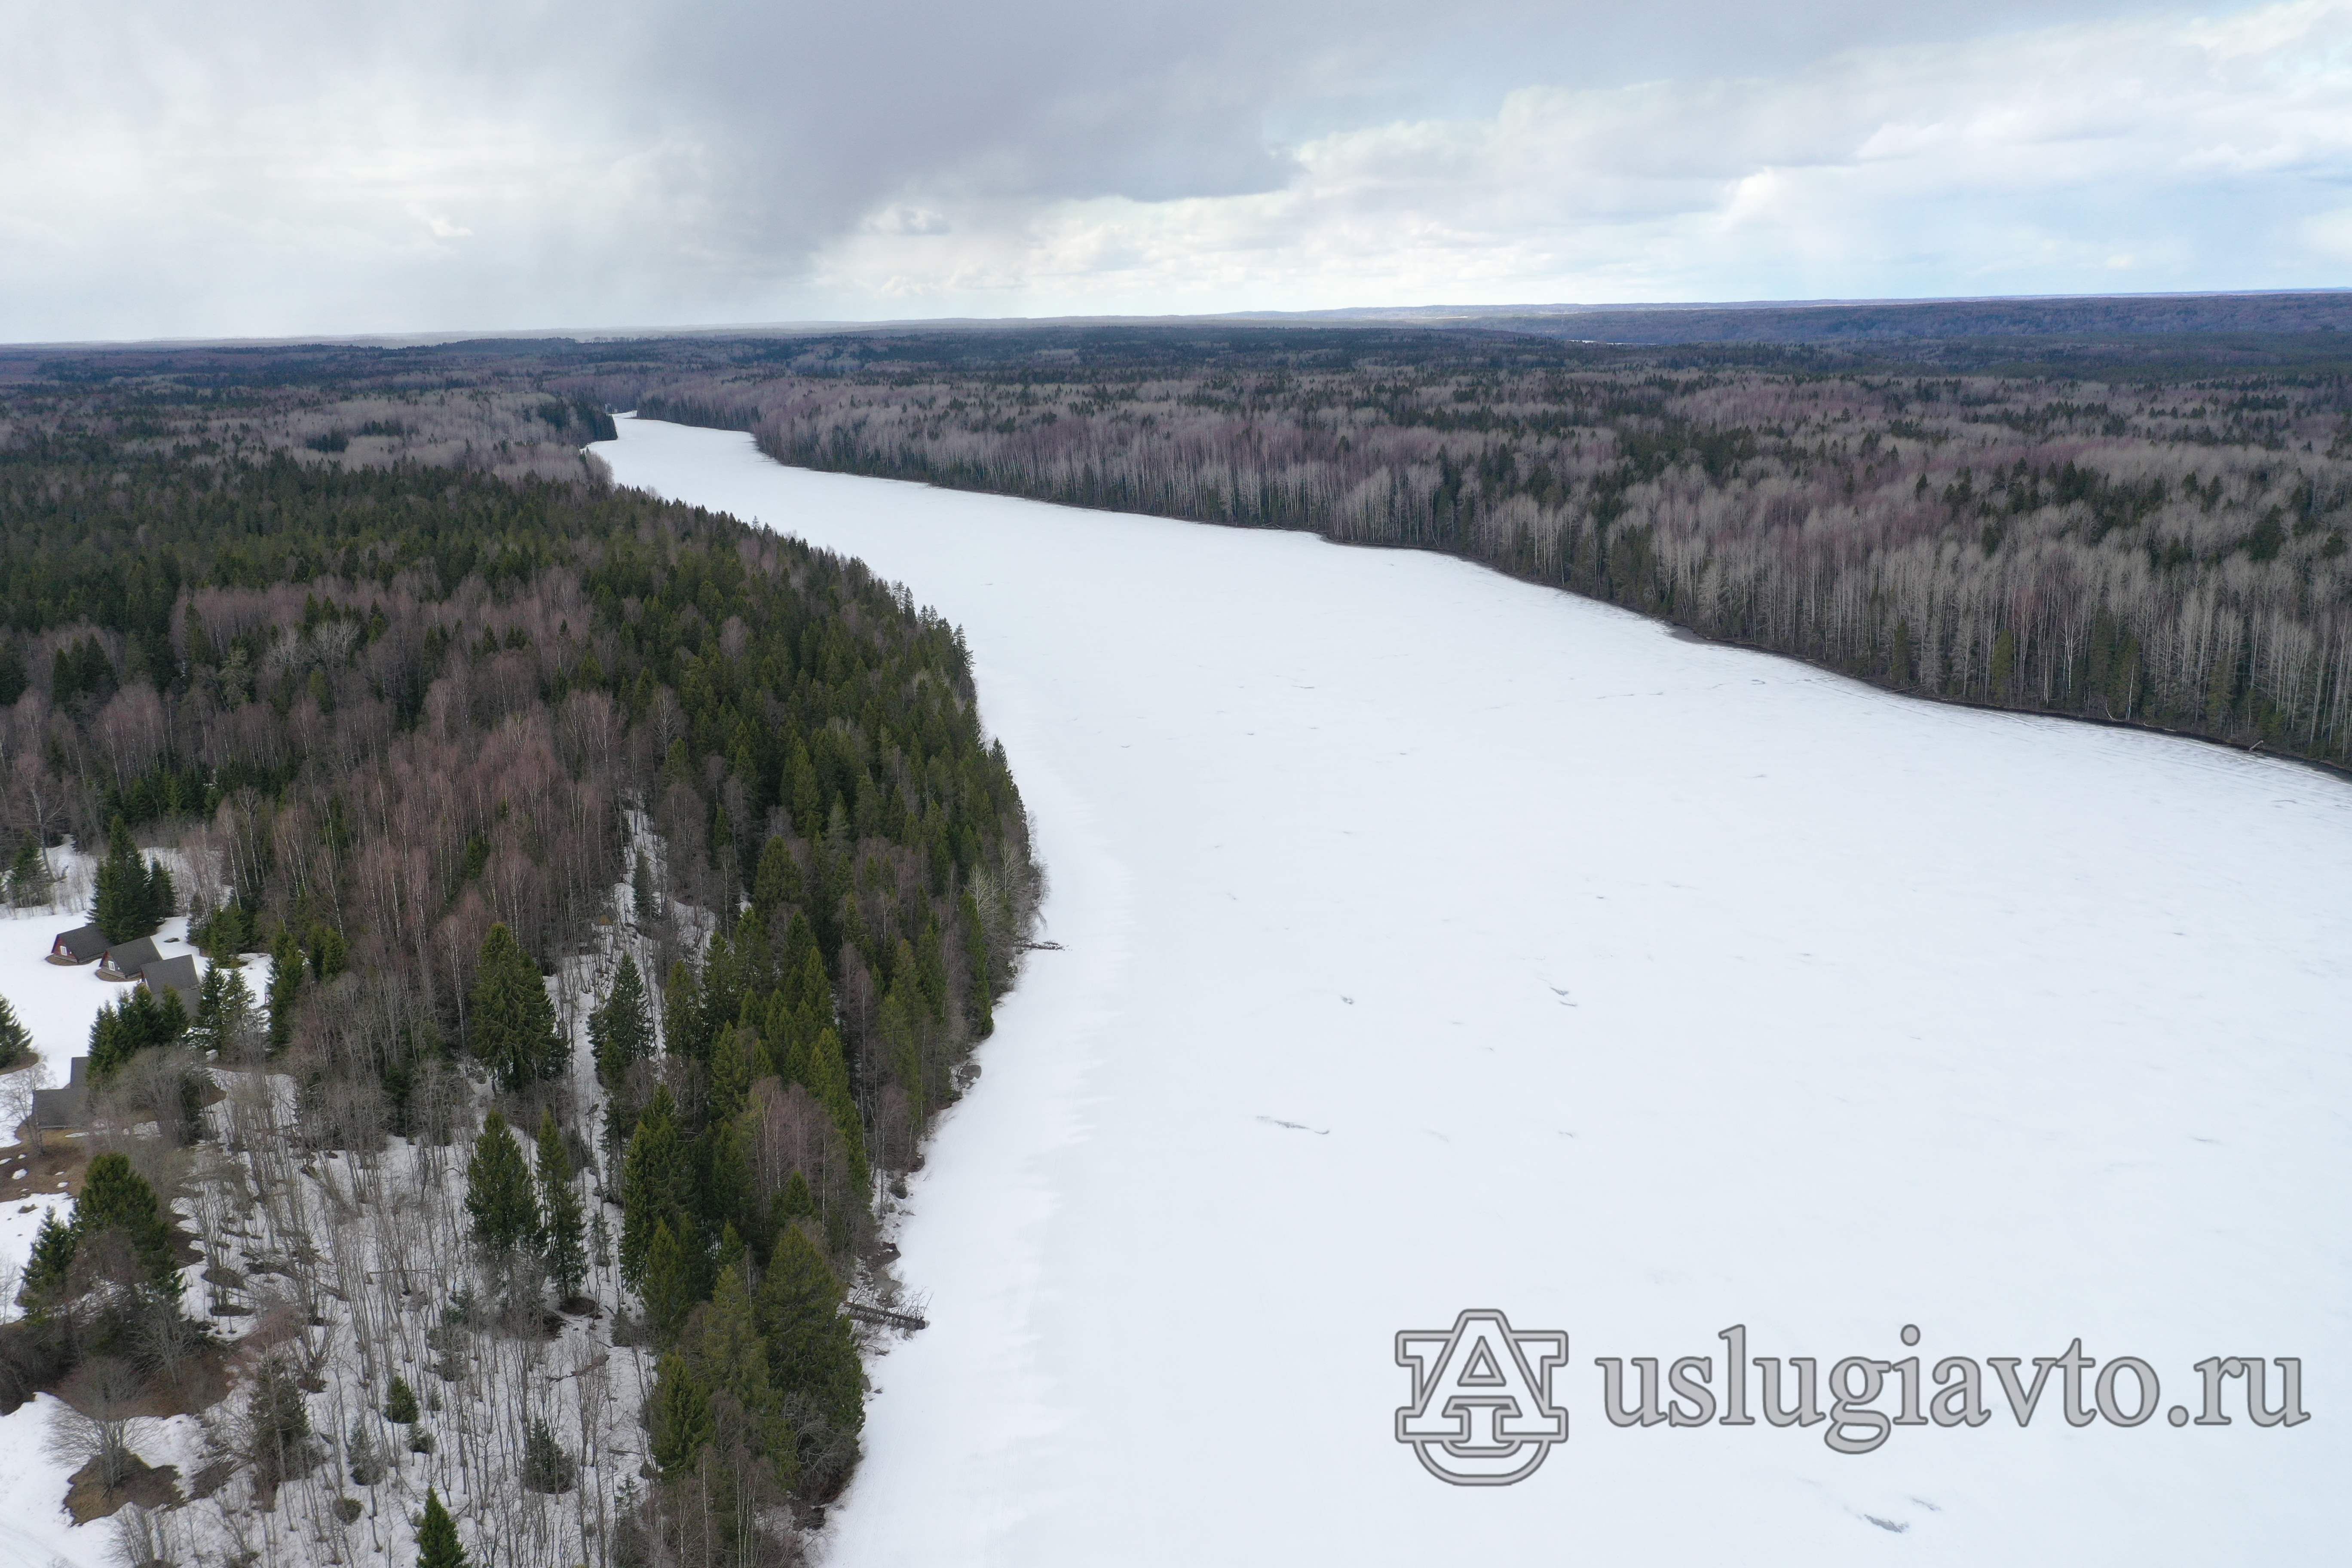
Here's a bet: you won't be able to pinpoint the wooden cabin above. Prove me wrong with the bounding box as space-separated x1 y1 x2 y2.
137 954 202 1012
30 1057 87 1150
49 922 108 965
95 936 162 980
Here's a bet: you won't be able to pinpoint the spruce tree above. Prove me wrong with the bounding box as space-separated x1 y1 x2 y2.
521 1417 575 1493
416 1487 466 1568
0 991 30 1069
759 1226 865 1440
960 889 994 1038
777 1170 815 1222
266 930 305 1051
90 819 163 943
5 838 52 908
753 834 802 912
200 897 255 961
687 1263 772 1415
535 1109 588 1303
709 1023 757 1123
385 1375 420 1425
308 923 348 981
141 854 176 932
642 1219 696 1343
646 1353 713 1479
74 1152 181 1296
619 1087 688 1285
808 1028 870 1202
704 1118 756 1256
662 958 705 1061
18 1212 77 1315
588 954 652 1088
469 924 564 1092
631 854 658 922
464 1109 541 1256
189 966 257 1056
733 907 775 998
686 1262 797 1483
89 985 188 1077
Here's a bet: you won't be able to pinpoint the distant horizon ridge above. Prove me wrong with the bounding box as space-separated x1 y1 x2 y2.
6 285 2351 353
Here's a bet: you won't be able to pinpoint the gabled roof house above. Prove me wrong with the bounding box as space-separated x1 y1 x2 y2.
95 937 163 981
49 923 109 964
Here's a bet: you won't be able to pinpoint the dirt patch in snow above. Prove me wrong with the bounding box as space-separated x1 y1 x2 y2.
64 1452 183 1522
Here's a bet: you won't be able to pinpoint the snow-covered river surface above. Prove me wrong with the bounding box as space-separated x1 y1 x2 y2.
598 417 2350 1566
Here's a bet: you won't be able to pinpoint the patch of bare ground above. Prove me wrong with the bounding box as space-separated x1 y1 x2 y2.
0 1131 87 1203
64 1451 183 1523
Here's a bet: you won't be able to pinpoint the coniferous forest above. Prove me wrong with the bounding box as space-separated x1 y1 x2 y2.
0 358 1037 1565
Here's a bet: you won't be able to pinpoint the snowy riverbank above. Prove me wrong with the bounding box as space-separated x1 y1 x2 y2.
597 416 2352 1566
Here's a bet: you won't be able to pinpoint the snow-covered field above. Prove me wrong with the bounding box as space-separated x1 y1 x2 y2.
642 418 2343 1561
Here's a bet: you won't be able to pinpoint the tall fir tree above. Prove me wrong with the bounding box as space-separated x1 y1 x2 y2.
266 930 304 1051
708 1023 758 1124
960 889 995 1038
589 953 654 1089
188 965 258 1057
416 1487 466 1568
642 1219 697 1344
535 1109 588 1302
76 1153 181 1288
752 834 802 912
469 924 564 1092
759 1225 866 1443
5 838 52 908
464 1109 541 1256
807 1028 870 1204
699 929 743 1045
25 1152 185 1309
647 1353 713 1479
686 1261 798 1485
619 1086 689 1284
631 853 658 922
89 984 188 1077
141 854 175 933
90 818 165 943
662 957 704 1062
0 991 30 1069
18 1212 77 1316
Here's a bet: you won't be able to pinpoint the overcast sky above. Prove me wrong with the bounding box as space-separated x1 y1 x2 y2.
6 0 2348 342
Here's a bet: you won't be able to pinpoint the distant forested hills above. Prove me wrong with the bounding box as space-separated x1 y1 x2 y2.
609 325 2352 772
10 300 2351 781
1267 289 2352 353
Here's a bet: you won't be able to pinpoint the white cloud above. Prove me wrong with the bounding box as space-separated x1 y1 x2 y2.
0 0 2344 338
810 1 2352 316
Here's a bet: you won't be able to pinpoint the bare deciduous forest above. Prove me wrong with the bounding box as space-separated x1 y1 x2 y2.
612 322 2352 769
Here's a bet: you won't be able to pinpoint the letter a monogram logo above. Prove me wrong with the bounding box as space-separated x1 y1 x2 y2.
1395 1309 1569 1485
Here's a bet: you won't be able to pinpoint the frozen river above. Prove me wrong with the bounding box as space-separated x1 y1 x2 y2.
597 416 2351 1566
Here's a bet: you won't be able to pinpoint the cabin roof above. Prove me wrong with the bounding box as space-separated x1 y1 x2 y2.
139 954 201 1000
31 1057 88 1130
50 923 108 961
98 936 162 975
